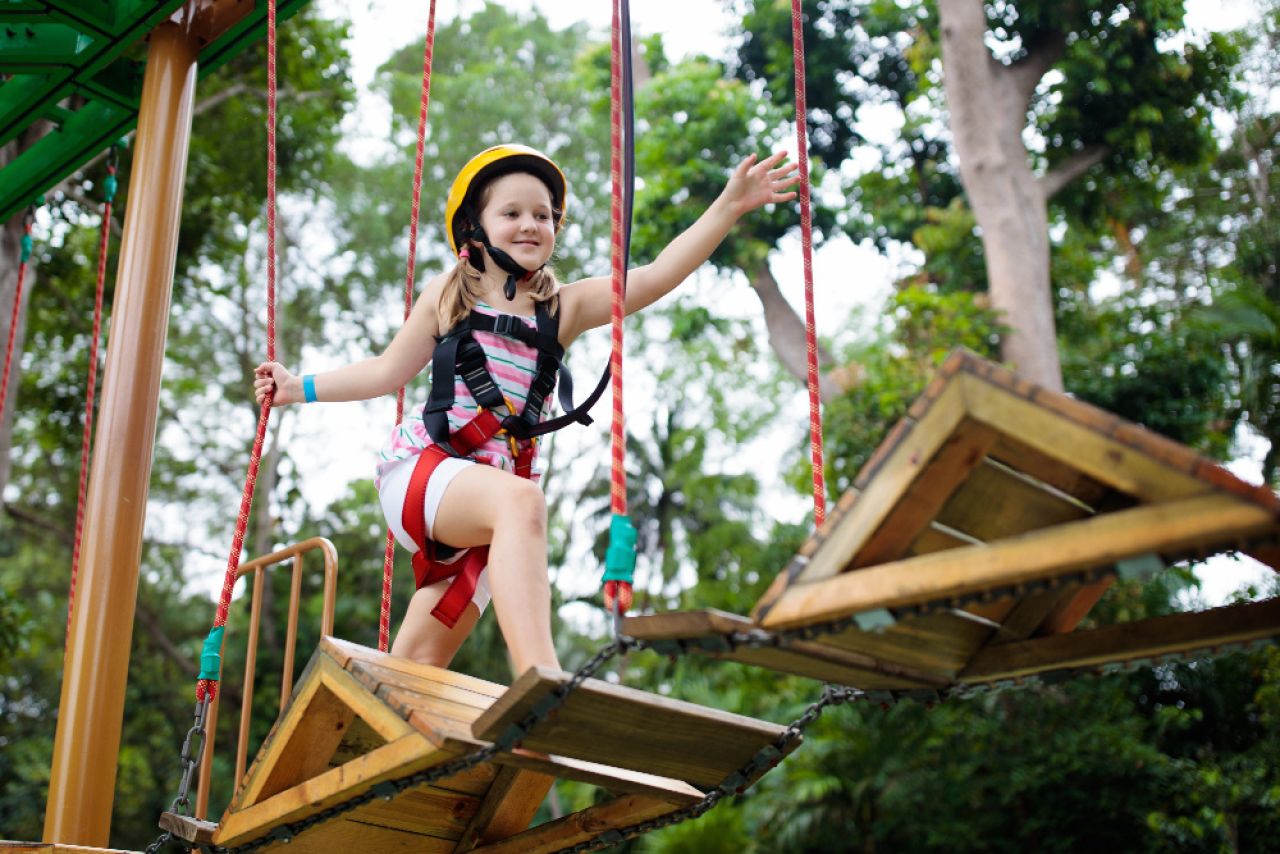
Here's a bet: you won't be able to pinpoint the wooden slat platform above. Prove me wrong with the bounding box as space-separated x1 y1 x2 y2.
627 350 1280 694
471 666 794 789
201 636 785 851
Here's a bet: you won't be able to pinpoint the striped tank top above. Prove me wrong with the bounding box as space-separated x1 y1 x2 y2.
376 302 549 487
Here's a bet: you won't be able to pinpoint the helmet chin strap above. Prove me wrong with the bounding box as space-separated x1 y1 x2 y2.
468 227 540 301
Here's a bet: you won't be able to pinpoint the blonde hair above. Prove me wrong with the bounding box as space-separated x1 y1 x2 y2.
438 258 560 331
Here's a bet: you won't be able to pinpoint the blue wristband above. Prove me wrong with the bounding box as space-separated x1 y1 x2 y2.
303 374 317 403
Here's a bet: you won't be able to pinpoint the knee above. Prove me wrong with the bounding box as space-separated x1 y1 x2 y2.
502 479 546 538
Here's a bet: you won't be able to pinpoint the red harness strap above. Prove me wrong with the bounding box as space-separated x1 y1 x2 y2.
401 439 536 628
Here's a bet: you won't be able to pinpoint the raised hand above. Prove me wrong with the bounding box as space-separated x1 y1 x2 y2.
721 151 801 218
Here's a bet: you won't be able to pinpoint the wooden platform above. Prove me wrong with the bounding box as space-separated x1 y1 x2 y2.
200 637 792 852
625 350 1280 694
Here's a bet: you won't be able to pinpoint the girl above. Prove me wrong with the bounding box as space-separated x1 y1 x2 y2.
255 143 798 678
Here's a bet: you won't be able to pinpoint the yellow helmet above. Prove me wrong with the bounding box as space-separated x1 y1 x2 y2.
445 143 568 257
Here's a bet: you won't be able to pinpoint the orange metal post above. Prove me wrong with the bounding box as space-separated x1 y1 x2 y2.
43 22 200 844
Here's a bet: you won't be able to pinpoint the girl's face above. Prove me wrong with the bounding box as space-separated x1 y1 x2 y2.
477 172 556 271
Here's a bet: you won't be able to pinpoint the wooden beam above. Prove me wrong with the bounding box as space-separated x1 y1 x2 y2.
469 795 679 854
623 609 948 689
760 494 1278 631
985 433 1113 507
753 377 970 615
452 766 554 852
932 458 1092 543
961 598 1280 683
473 668 790 789
214 732 453 846
487 751 702 806
849 419 999 569
961 374 1210 503
232 653 414 811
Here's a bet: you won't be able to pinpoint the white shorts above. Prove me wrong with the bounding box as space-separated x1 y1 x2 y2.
377 454 492 615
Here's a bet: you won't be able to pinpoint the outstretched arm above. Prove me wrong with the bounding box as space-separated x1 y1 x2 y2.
254 273 447 406
557 151 799 344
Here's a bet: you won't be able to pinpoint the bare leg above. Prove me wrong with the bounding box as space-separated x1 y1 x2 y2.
423 464 561 677
389 583 481 667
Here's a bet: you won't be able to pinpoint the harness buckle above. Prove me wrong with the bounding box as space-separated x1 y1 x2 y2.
491 314 517 337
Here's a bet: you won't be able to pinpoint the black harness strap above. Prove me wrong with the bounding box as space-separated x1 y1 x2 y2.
424 303 595 452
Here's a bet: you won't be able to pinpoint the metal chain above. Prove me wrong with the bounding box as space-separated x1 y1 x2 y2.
555 683 866 853
143 559 1272 852
143 831 174 854
149 637 645 853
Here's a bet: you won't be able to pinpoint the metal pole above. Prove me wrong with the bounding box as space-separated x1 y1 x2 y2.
43 20 199 844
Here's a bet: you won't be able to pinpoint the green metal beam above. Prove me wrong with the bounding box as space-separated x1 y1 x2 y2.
0 0 318 223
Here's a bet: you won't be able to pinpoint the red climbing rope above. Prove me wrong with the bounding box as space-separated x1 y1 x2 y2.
1 216 33 425
380 0 437 653
68 159 115 637
792 0 827 528
603 0 634 615
198 0 279 704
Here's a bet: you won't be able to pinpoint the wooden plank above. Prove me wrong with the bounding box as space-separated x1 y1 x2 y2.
995 587 1080 641
986 433 1113 507
158 811 217 843
232 653 414 811
905 523 975 557
753 377 970 616
962 374 1211 503
849 419 999 569
321 636 507 700
818 612 994 678
215 732 452 846
760 494 1279 631
933 459 1092 543
453 766 555 851
472 668 791 789
253 818 457 853
622 609 946 688
470 794 680 854
330 716 387 766
351 659 500 712
339 784 480 836
961 598 1280 683
254 681 356 804
490 749 703 806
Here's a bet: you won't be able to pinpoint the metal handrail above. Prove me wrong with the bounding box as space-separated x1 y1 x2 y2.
193 536 339 820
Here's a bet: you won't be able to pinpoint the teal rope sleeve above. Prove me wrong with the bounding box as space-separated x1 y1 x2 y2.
603 513 637 583
197 625 225 681
19 233 31 263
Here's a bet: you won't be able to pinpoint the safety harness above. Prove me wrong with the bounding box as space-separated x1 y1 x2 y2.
403 302 597 627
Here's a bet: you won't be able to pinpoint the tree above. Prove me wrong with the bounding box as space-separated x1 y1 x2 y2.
734 0 1240 390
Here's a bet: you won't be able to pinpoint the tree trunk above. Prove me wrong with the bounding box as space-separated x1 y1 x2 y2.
745 261 859 402
936 0 1064 391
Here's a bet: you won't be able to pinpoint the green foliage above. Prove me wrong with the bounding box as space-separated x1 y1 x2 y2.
820 285 1003 496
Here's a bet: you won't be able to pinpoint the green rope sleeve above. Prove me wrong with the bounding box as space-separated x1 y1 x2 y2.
603 513 637 583
197 625 225 681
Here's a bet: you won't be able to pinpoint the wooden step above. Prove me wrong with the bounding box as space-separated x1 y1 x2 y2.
624 608 947 690
960 597 1280 684
207 638 739 851
471 665 795 789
